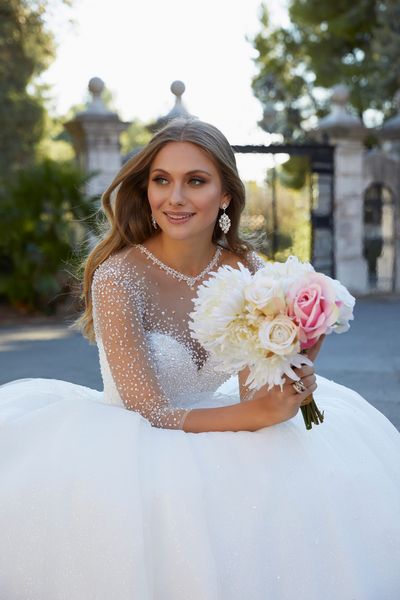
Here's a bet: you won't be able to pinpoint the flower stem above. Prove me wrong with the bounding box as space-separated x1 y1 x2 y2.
300 393 324 430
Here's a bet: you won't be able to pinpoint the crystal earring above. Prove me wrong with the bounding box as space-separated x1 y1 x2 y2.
151 215 158 229
218 203 231 234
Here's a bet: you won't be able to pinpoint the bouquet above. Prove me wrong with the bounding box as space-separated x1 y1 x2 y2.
189 256 355 430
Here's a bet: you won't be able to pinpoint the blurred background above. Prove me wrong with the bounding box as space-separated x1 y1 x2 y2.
0 0 399 426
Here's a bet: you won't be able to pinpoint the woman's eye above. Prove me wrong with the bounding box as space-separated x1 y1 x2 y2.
151 176 205 185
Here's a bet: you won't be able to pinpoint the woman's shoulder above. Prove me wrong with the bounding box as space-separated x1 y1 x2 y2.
219 246 267 274
92 246 141 289
244 250 267 273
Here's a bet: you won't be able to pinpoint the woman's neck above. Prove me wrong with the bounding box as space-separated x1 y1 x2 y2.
143 234 219 277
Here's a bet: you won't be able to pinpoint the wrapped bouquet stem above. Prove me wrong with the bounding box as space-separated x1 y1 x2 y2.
189 256 355 431
298 341 325 430
299 378 324 429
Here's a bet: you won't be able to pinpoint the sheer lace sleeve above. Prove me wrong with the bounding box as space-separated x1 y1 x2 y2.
91 260 192 430
245 250 267 274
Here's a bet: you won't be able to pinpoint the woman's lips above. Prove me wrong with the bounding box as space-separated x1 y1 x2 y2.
164 212 195 225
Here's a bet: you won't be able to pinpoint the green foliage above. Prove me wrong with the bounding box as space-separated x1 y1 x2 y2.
370 0 400 116
250 6 317 140
250 1 400 139
278 156 309 190
0 1 66 180
121 119 153 155
0 159 97 313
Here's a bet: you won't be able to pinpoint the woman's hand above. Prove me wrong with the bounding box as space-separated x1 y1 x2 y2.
239 335 324 430
247 363 318 429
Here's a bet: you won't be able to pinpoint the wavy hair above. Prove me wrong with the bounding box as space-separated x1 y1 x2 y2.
76 117 253 341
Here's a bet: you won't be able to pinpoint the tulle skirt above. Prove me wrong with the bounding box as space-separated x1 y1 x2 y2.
0 374 399 600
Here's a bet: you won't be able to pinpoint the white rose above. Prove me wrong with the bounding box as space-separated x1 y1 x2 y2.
245 272 286 317
258 314 300 356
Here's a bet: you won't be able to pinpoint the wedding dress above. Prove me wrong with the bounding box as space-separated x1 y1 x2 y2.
1 244 399 600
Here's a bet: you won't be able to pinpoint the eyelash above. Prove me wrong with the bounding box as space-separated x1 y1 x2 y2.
152 176 205 186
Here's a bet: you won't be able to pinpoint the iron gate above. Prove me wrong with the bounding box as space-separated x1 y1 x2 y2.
232 143 335 277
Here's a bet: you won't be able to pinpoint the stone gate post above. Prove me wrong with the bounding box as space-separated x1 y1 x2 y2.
64 77 130 197
317 85 369 294
379 92 400 293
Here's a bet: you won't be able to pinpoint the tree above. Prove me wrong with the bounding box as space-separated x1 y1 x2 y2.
0 158 96 312
0 1 62 180
121 119 153 156
250 1 400 139
370 0 400 116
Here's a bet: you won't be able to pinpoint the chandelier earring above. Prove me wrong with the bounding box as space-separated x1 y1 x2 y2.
218 203 231 234
151 214 158 229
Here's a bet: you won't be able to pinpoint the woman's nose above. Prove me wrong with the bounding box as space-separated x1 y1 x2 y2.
168 183 185 205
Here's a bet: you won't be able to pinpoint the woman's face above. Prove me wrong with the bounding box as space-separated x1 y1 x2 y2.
147 141 231 242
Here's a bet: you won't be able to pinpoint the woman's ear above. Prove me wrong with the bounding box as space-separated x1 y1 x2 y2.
221 192 232 209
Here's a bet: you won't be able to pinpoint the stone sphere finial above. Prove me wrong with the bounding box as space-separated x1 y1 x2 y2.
85 77 112 115
170 80 185 99
88 77 105 98
317 83 365 140
331 84 350 107
147 80 192 132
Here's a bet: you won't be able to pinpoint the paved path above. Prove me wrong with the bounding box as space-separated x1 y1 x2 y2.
1 297 399 429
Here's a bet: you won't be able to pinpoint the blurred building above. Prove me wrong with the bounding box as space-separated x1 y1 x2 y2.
64 79 400 295
316 85 400 295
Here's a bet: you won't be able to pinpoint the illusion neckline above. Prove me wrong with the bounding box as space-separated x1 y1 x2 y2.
135 244 223 289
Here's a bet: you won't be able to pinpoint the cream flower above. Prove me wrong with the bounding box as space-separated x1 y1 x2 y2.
245 271 286 317
328 278 356 334
189 263 252 347
245 350 313 391
284 255 315 277
211 318 264 374
258 314 300 356
255 256 315 293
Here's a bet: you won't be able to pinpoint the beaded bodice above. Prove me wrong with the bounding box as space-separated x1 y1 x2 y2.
92 244 265 430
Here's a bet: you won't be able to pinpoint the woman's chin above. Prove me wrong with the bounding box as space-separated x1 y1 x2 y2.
157 222 215 242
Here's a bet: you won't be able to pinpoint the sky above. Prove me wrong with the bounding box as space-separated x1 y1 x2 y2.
42 0 290 145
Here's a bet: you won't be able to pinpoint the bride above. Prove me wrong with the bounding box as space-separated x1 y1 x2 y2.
0 117 399 600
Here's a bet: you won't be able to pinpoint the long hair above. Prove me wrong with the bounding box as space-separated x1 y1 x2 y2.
76 117 253 341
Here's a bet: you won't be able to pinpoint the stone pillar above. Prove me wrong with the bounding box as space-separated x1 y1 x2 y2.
379 91 400 293
316 85 369 294
64 77 130 197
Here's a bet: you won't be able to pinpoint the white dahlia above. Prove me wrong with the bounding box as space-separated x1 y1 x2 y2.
189 262 252 348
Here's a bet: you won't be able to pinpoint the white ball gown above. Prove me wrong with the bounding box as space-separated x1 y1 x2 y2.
1 245 399 600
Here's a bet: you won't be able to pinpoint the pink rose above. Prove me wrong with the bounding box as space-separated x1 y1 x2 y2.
287 273 339 349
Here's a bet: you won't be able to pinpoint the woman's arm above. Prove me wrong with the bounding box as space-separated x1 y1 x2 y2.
92 268 192 430
182 366 317 433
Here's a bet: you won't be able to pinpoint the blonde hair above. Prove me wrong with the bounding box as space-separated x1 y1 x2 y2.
76 117 253 341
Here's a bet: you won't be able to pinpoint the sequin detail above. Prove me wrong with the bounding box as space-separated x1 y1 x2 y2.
136 243 222 289
92 246 265 430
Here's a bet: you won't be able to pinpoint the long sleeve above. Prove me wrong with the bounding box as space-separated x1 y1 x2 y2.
92 266 191 430
245 250 267 274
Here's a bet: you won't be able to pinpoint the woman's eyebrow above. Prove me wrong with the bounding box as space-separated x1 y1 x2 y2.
150 168 212 176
